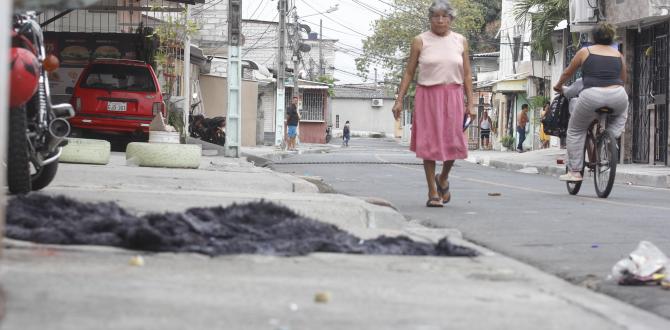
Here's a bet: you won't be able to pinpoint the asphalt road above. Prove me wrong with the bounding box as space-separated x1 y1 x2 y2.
271 137 670 320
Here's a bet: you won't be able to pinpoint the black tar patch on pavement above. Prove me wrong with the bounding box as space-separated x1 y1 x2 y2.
6 194 478 257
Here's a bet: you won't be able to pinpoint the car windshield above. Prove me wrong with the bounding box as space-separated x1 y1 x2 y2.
81 64 156 92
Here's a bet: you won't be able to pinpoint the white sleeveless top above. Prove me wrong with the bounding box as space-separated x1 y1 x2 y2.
480 118 491 130
417 30 465 86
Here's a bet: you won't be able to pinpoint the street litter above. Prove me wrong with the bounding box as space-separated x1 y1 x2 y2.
129 255 145 267
488 192 501 197
611 241 669 288
314 292 331 303
516 167 539 174
7 194 479 258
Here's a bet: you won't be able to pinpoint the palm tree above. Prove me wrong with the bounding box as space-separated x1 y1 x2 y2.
514 0 569 63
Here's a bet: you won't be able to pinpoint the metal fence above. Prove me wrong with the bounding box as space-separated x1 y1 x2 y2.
38 0 183 34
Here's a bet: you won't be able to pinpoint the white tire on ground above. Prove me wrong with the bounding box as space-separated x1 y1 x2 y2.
126 142 201 169
60 138 111 165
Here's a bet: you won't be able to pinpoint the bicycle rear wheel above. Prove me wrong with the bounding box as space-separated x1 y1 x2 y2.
594 130 617 198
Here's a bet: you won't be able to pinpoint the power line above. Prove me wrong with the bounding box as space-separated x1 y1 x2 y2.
192 0 225 16
246 0 266 20
297 0 369 37
373 0 420 16
347 0 388 17
242 12 279 57
300 18 362 38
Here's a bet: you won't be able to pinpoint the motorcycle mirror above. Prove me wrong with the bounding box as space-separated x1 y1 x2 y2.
44 54 60 73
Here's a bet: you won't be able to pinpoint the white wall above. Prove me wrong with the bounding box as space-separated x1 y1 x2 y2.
301 38 336 78
331 99 395 136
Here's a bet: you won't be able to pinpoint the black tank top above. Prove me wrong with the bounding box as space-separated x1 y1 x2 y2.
582 48 623 88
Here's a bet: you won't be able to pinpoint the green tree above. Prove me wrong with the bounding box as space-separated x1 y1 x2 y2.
514 0 569 63
356 0 500 82
317 75 335 97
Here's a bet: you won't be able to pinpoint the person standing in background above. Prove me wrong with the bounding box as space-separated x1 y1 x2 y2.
285 96 300 151
342 121 351 147
479 110 492 150
517 104 529 153
539 101 551 149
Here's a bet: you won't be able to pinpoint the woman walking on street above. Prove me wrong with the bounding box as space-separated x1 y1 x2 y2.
391 0 475 207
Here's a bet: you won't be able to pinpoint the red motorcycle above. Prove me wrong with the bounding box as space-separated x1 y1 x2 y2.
7 11 74 194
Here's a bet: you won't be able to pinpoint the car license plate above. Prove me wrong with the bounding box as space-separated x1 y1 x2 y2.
107 102 127 112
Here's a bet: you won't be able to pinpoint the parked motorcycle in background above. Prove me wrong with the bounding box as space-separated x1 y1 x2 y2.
6 11 74 194
188 101 226 146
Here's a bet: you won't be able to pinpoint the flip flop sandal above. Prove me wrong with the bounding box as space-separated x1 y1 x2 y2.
435 174 451 204
426 197 443 207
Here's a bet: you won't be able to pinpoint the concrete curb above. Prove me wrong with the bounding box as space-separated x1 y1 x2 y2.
473 156 670 189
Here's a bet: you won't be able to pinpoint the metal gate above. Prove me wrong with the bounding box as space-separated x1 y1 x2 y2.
633 23 669 164
652 24 669 164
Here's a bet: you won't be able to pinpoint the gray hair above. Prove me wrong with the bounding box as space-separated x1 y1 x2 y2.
428 0 456 20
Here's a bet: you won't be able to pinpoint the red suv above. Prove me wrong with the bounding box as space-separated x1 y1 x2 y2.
68 59 164 137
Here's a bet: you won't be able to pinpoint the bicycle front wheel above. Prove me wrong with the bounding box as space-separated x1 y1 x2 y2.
593 131 617 198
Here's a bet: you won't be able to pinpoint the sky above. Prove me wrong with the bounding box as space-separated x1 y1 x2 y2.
242 0 391 85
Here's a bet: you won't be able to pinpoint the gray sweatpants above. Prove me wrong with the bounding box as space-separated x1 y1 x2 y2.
564 80 628 171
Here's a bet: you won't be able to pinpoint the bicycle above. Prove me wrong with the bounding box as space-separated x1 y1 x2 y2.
566 107 618 198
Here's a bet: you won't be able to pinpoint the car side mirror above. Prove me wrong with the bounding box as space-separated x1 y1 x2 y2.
65 87 74 94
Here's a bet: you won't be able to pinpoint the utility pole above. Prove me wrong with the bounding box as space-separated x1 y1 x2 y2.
226 0 242 157
292 10 301 146
319 19 323 76
292 10 300 100
182 4 191 140
374 68 378 86
275 0 287 147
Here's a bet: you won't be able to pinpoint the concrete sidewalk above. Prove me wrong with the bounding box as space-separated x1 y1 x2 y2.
2 145 669 329
467 148 670 189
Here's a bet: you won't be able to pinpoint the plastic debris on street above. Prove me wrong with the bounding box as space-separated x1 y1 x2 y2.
611 241 669 288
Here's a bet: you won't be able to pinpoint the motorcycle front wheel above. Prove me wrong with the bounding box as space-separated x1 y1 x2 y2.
7 106 31 194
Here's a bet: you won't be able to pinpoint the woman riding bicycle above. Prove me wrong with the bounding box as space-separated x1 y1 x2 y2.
553 22 629 182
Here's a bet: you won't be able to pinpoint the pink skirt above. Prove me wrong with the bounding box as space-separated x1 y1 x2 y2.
410 84 468 161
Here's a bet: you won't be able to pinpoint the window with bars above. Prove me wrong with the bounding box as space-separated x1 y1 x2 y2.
300 90 324 121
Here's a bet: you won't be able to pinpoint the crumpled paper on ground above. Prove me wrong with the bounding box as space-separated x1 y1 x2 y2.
611 241 669 286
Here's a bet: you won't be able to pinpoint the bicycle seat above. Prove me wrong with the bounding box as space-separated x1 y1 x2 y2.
596 107 613 113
